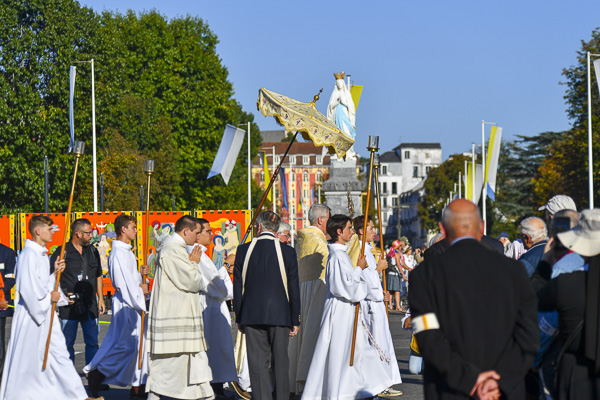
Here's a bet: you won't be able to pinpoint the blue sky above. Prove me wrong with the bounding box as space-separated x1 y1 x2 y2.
82 0 600 160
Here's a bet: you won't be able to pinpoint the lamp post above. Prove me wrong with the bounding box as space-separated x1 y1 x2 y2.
44 156 49 213
100 172 105 212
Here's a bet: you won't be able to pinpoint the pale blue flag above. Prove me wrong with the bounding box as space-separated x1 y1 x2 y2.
593 58 600 99
68 66 76 152
207 124 246 185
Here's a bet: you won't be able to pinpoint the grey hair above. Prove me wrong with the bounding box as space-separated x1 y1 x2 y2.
308 204 331 225
277 221 291 233
256 211 281 233
428 233 444 248
520 217 548 243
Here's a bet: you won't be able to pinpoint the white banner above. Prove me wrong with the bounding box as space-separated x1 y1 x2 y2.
69 66 76 152
207 124 246 185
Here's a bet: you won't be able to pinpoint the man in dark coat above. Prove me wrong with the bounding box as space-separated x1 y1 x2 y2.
0 243 15 377
233 211 301 400
409 199 539 399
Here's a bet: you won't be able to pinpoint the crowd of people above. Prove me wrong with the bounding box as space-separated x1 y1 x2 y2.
0 193 599 400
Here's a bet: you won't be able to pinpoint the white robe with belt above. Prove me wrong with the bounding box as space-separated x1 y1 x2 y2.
83 239 148 386
359 241 402 386
187 244 237 383
0 239 88 400
302 243 396 400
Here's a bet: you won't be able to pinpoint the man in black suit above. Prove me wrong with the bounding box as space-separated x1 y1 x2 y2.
409 199 539 400
233 211 301 400
0 243 15 377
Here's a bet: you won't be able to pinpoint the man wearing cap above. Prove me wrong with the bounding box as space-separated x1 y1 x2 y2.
538 194 577 225
518 217 548 277
537 209 600 398
497 232 510 254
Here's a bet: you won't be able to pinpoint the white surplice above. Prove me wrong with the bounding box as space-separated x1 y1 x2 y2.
83 240 148 386
0 239 88 400
187 244 237 383
302 243 396 400
359 241 402 387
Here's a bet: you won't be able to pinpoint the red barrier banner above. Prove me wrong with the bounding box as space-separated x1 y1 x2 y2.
0 215 15 250
19 213 68 256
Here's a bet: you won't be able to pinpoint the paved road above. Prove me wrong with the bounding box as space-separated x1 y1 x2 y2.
8 310 423 399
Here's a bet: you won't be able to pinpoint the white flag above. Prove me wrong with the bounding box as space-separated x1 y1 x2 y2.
68 66 76 152
207 124 246 185
485 126 503 201
593 58 600 98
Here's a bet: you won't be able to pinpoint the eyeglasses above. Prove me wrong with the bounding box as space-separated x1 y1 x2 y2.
80 231 93 236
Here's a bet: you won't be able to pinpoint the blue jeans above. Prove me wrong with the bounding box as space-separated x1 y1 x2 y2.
61 312 99 365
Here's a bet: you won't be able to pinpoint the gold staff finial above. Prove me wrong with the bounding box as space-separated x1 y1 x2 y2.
347 182 354 217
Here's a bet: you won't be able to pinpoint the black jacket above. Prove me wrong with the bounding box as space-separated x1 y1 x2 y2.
233 232 301 327
409 239 539 399
0 244 15 317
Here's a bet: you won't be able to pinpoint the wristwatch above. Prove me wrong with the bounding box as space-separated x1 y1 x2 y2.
224 262 231 268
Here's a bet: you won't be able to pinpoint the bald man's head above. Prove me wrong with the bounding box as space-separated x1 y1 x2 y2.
441 199 483 242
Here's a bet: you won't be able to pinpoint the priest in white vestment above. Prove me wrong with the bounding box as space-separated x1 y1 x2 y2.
187 218 237 396
147 215 214 400
0 216 93 400
288 204 331 394
302 215 397 400
84 214 149 398
353 216 403 397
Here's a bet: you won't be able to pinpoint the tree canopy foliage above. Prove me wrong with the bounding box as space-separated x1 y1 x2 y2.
0 0 262 213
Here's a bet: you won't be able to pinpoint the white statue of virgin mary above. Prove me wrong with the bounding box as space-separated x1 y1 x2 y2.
327 72 356 140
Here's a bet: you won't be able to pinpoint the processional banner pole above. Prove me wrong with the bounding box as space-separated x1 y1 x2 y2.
139 159 154 369
350 135 378 366
373 153 388 319
43 141 85 371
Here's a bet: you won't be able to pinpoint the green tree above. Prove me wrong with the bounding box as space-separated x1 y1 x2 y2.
418 154 469 232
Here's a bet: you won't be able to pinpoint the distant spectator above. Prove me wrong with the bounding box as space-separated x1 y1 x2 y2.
506 238 525 260
497 232 510 253
538 195 577 225
519 217 548 276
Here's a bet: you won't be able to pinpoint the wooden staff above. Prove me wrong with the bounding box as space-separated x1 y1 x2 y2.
350 135 379 367
139 159 154 369
43 140 85 371
373 153 388 319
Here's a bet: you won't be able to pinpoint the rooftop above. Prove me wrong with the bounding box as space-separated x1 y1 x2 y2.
379 151 401 163
394 143 442 150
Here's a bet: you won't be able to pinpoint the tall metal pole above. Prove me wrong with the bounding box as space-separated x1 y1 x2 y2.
481 121 486 234
290 156 294 247
464 161 468 201
458 173 462 198
140 186 144 211
91 59 97 212
248 121 251 210
373 153 388 319
139 159 154 369
588 51 594 209
44 156 49 213
100 173 104 212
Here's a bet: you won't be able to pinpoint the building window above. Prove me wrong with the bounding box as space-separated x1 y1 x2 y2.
392 182 397 195
290 170 295 181
274 155 280 165
316 155 323 165
404 151 410 160
413 166 418 177
260 171 265 182
303 171 309 182
303 155 310 165
304 189 309 199
383 182 388 194
316 171 322 182
290 156 296 165
382 165 387 175
383 212 387 223
291 189 296 199
383 197 388 208
426 166 431 174
426 152 431 159
393 197 399 206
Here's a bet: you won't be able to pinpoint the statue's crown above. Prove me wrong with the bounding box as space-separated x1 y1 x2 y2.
334 72 345 80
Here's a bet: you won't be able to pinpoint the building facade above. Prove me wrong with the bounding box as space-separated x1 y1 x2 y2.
252 141 330 231
377 143 442 244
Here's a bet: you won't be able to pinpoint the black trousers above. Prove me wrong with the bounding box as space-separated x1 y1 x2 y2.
0 317 6 378
245 325 290 400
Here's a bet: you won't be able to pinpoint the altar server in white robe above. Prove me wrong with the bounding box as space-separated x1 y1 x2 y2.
0 215 94 400
147 215 214 400
187 218 237 397
302 214 397 400
353 215 403 398
84 214 149 398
